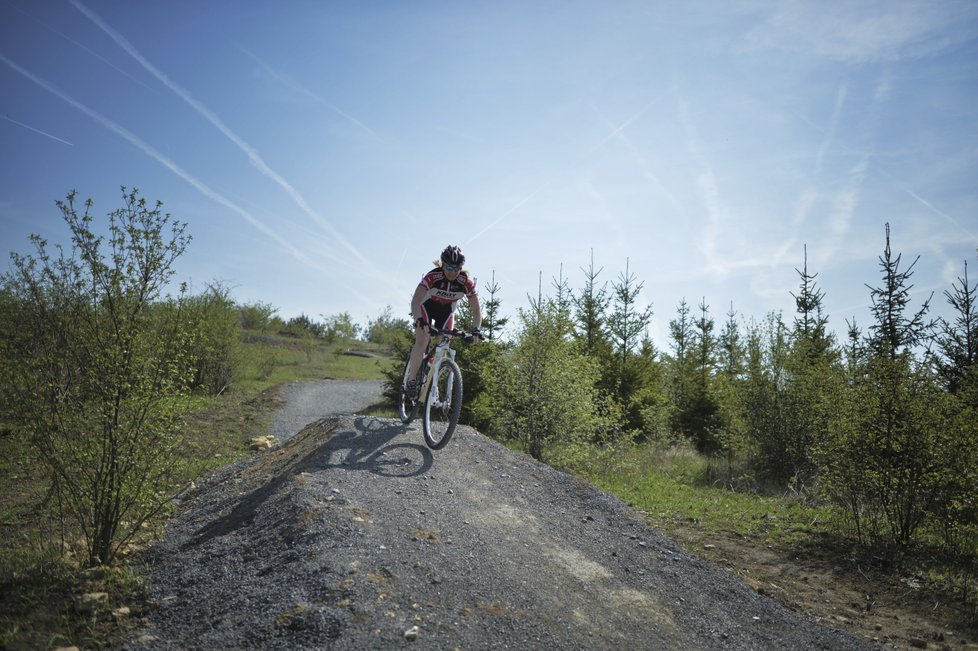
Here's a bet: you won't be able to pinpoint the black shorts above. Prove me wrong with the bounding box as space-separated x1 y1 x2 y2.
421 300 455 330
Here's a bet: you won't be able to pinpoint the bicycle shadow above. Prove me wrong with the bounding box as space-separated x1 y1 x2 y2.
183 417 430 549
306 416 434 478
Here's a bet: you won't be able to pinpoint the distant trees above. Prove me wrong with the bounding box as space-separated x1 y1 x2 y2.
451 226 977 557
237 300 277 331
365 306 411 351
476 278 604 461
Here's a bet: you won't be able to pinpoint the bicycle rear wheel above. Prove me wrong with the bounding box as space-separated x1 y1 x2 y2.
422 359 462 449
397 358 423 424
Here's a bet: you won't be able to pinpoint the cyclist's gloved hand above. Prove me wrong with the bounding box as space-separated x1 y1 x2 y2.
414 317 428 330
471 329 485 342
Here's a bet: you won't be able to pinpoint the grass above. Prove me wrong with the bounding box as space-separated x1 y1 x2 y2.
560 442 832 545
553 439 978 633
0 332 393 650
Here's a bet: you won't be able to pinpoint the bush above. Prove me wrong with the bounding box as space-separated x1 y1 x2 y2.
237 301 277 331
366 306 411 352
183 283 241 395
1 188 195 565
481 298 608 461
817 357 954 549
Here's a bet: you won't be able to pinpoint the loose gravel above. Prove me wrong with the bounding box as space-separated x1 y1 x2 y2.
121 381 873 650
268 380 386 442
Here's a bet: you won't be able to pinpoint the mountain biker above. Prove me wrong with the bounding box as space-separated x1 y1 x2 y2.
405 245 483 397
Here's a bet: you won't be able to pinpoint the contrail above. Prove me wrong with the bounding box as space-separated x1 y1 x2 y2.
396 247 408 275
0 52 308 268
678 96 726 276
4 0 157 93
466 185 545 245
904 187 978 242
67 0 392 289
590 101 683 213
0 114 74 145
585 95 662 157
815 84 847 176
236 44 382 142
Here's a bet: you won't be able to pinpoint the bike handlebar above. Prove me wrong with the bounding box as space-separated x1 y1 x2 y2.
426 324 481 341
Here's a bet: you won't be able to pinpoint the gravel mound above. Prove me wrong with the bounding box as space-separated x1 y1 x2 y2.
121 382 872 650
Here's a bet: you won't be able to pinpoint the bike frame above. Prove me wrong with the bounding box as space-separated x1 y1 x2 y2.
419 326 460 406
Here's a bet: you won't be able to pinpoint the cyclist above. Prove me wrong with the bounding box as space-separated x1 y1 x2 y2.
405 245 483 396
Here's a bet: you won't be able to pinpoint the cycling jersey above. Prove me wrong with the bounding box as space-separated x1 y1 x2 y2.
418 268 477 329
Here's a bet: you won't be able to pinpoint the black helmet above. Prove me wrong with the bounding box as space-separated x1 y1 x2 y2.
440 245 465 266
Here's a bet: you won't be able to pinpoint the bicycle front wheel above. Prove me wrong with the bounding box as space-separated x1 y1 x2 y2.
422 358 462 449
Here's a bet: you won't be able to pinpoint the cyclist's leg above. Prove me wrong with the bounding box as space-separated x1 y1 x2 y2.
409 301 451 380
406 305 431 381
407 301 449 379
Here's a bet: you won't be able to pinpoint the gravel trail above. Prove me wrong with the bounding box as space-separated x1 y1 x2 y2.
268 380 386 442
122 380 873 650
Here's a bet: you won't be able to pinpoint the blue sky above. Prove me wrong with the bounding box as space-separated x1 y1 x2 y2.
2 1 977 348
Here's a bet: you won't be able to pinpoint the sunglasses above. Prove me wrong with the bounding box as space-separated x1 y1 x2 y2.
443 263 461 273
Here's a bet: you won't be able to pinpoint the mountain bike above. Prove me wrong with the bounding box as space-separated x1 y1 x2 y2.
397 324 477 449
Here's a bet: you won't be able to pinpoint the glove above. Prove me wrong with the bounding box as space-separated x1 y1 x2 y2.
471 328 484 341
413 316 428 329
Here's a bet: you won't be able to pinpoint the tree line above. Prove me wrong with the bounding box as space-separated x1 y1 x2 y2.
3 188 975 566
430 232 977 558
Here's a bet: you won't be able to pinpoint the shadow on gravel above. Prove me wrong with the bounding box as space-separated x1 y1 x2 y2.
306 416 434 479
183 417 431 550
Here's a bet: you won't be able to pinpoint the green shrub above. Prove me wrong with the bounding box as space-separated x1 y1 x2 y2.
1 188 195 565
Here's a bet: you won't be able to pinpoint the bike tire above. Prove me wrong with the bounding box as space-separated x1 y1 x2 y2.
422 358 462 449
397 358 423 424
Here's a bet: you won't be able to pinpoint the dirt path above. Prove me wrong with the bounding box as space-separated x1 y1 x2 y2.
121 381 871 650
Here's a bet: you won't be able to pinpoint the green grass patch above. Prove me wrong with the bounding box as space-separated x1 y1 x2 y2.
238 335 395 384
562 442 831 546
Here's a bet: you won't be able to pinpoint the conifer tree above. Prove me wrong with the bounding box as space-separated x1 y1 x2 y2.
684 299 722 452
819 223 942 548
791 244 832 362
480 270 509 342
573 249 610 354
693 298 716 376
844 316 865 380
485 282 602 461
667 299 697 443
608 258 653 366
717 302 744 379
668 298 694 391
934 260 977 396
866 223 932 359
